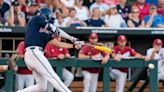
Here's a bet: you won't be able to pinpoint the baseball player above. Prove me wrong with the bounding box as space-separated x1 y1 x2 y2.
78 33 109 92
111 35 146 92
146 39 164 81
15 41 35 90
44 36 74 92
16 8 83 92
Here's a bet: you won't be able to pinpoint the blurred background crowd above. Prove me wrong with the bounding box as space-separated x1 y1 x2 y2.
0 0 163 28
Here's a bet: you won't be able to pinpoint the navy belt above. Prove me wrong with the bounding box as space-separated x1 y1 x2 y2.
27 46 43 51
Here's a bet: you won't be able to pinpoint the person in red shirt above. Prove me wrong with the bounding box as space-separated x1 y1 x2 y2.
15 41 34 90
78 33 109 92
44 36 74 92
111 35 146 92
133 0 150 20
157 0 164 16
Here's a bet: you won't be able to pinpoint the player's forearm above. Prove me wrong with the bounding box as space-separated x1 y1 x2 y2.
135 53 145 59
78 54 90 59
49 38 74 49
57 28 74 41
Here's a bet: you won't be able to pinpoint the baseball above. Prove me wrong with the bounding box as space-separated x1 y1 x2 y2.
148 63 155 69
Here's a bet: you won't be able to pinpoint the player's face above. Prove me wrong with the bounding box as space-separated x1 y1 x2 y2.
120 0 127 5
153 44 162 50
149 6 157 14
138 0 145 4
70 10 76 17
118 41 126 48
111 8 117 15
92 8 100 17
89 38 98 44
0 0 3 5
131 9 139 17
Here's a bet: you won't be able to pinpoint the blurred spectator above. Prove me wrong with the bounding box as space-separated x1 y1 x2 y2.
0 0 10 25
144 5 164 28
104 5 127 28
36 0 47 8
47 2 55 13
133 0 150 20
117 0 131 22
127 6 145 27
111 35 146 92
60 0 75 8
44 37 74 92
85 7 105 27
4 1 26 26
17 0 27 12
83 0 95 8
145 0 158 6
74 0 89 21
89 0 109 15
52 0 69 17
157 0 164 16
78 33 109 92
54 13 66 27
103 0 119 6
146 39 164 81
25 2 38 22
15 41 34 91
64 8 86 27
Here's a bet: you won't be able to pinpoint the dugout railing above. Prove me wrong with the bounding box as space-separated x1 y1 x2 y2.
0 58 158 92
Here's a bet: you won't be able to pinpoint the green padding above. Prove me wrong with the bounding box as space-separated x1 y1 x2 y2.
0 58 158 92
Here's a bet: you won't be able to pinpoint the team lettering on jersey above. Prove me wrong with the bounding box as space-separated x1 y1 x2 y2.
39 27 50 34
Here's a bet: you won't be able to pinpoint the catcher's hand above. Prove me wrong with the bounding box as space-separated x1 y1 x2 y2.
8 54 18 71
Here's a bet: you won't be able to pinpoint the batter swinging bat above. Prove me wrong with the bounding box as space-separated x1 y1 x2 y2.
85 44 112 54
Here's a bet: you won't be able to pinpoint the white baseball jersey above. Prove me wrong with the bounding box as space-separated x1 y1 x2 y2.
147 48 164 72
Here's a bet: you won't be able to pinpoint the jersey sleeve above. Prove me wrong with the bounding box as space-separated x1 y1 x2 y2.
129 48 137 56
36 16 48 27
63 48 69 55
79 45 89 55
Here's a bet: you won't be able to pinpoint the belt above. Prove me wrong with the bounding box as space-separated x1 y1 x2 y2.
26 46 43 51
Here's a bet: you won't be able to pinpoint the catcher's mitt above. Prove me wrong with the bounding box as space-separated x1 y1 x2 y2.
8 54 18 71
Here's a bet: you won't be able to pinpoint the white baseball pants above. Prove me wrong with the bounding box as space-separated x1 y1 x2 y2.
16 46 71 92
82 70 99 92
46 68 74 92
110 69 127 92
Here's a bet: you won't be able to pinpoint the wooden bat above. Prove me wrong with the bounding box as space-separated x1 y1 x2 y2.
85 44 112 54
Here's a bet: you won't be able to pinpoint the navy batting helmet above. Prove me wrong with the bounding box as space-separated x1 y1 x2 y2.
40 8 53 20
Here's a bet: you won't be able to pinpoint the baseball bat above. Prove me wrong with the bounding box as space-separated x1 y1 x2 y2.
85 44 112 54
